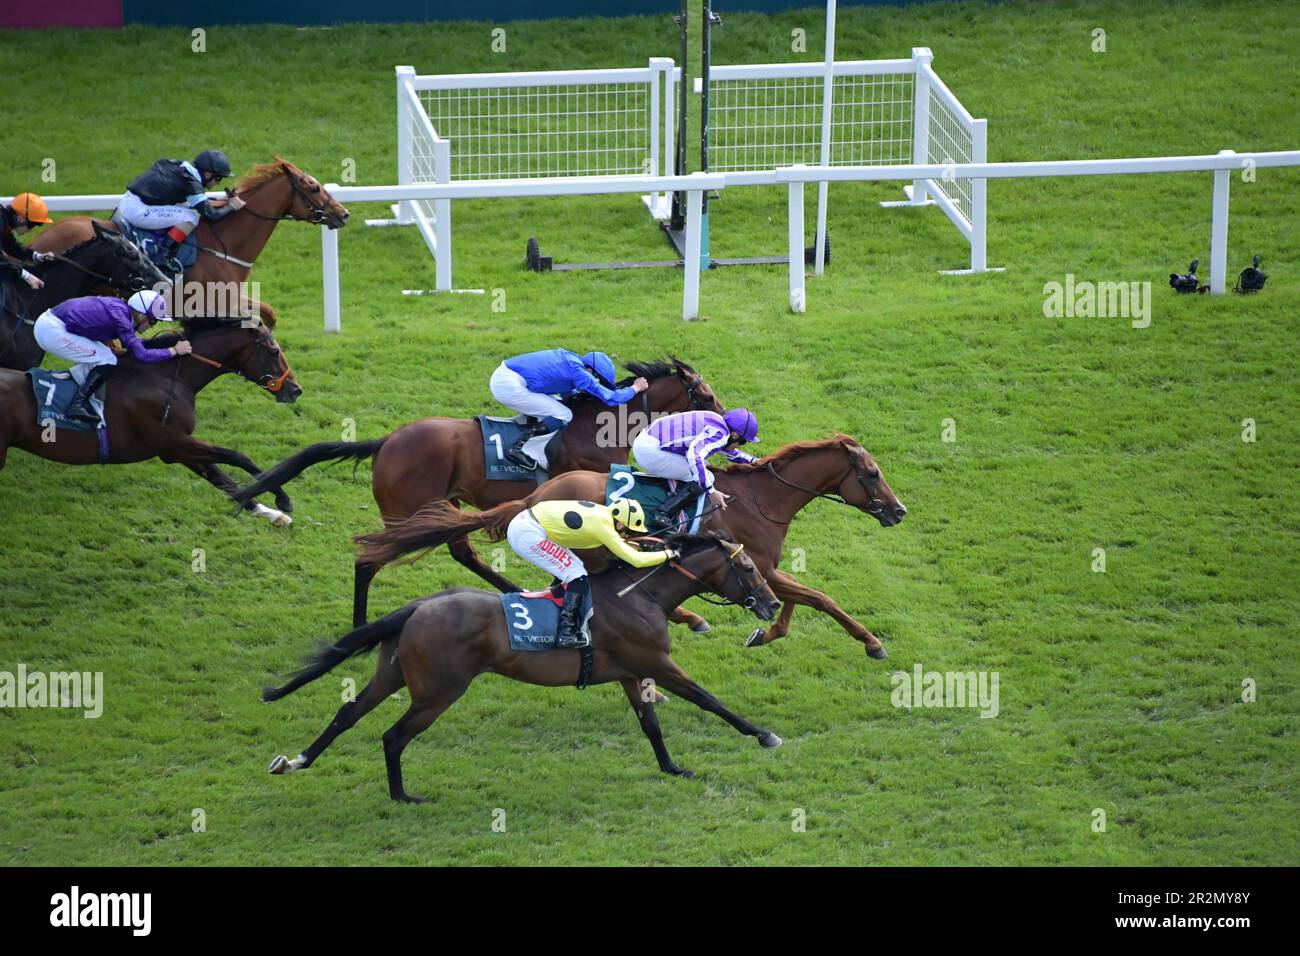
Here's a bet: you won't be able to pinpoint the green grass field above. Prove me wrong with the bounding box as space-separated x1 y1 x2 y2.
2 0 1298 865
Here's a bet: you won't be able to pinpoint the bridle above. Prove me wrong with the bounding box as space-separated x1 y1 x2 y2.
238 171 337 226
751 445 888 525
183 327 294 394
665 541 770 610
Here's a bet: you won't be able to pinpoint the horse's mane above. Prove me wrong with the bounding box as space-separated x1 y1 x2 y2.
235 159 292 193
721 433 856 473
566 355 690 406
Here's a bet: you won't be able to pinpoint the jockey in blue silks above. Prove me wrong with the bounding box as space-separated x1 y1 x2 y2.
489 349 648 469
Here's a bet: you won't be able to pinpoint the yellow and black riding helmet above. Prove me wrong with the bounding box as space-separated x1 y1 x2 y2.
609 498 647 533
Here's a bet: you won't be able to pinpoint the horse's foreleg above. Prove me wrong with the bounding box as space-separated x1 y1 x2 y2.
759 569 887 659
269 639 406 775
620 678 691 777
447 536 524 593
650 657 781 749
668 606 711 633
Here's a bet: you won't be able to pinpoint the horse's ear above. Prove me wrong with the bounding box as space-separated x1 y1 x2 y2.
91 220 109 237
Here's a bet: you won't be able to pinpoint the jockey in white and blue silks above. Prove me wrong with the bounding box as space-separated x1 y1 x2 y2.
632 407 760 525
489 349 648 468
117 150 245 270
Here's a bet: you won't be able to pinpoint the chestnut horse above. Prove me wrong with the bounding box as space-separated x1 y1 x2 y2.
229 357 725 623
0 318 303 523
31 158 349 330
356 434 906 658
1 223 168 370
264 530 782 802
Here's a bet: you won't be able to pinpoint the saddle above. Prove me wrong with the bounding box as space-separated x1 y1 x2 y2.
111 211 198 273
605 464 705 534
477 414 563 482
499 589 595 689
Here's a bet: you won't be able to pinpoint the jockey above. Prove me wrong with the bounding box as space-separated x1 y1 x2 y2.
33 291 192 424
632 408 760 528
489 348 649 469
1 193 56 302
117 150 246 269
505 498 675 647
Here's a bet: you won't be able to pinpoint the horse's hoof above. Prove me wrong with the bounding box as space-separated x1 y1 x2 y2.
276 501 294 515
690 620 712 633
866 643 888 660
654 691 669 705
745 628 766 647
393 792 429 804
268 755 290 774
671 767 696 779
251 503 292 527
760 732 783 748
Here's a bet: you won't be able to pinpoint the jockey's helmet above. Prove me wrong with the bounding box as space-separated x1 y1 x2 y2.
723 407 759 443
9 193 53 226
194 150 235 180
609 498 647 533
581 351 618 387
127 290 172 322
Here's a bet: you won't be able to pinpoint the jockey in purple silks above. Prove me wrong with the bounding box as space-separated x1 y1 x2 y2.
632 407 760 528
489 348 648 469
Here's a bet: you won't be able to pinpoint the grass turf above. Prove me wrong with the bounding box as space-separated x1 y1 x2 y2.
0 0 1297 864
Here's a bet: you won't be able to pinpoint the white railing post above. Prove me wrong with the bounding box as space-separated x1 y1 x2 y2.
647 57 673 220
434 138 452 291
788 173 806 313
322 190 341 333
395 66 416 225
1209 149 1233 295
910 48 933 205
682 181 705 320
970 117 988 272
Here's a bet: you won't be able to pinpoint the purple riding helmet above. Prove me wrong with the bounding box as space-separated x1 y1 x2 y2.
723 407 759 443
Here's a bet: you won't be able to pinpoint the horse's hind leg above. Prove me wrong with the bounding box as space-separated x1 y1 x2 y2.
447 536 524 593
204 444 294 514
382 679 471 803
353 560 380 628
620 678 692 778
650 657 782 750
269 639 407 776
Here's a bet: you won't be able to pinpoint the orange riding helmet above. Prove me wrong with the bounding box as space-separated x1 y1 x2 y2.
9 193 53 225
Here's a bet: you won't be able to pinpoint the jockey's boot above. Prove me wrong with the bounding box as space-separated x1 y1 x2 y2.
555 576 591 648
503 419 551 470
66 365 114 425
653 481 705 532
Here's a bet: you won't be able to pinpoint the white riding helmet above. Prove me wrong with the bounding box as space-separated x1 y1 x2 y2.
127 289 171 321
609 498 647 533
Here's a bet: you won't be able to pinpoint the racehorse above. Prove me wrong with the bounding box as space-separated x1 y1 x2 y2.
263 530 782 802
0 318 303 524
355 434 906 658
31 158 349 330
1 222 168 370
228 357 726 624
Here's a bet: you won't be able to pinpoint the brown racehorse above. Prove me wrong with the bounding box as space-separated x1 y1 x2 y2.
228 357 725 624
31 158 349 330
355 434 906 658
1 223 169 370
0 318 304 523
264 530 783 802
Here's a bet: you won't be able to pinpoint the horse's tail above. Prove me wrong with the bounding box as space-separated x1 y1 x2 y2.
262 602 420 702
232 438 388 506
355 499 528 568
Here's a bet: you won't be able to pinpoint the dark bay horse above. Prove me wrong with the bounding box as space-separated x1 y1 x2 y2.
0 318 303 524
1 223 168 370
32 158 349 330
356 434 906 658
229 357 725 622
264 530 782 802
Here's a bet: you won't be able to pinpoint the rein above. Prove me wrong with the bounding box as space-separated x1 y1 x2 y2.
187 348 294 394
195 173 331 268
749 455 886 525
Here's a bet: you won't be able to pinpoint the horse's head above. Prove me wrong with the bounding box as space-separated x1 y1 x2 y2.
666 531 780 621
829 435 907 527
87 221 170 292
235 158 349 229
186 318 302 404
625 355 725 416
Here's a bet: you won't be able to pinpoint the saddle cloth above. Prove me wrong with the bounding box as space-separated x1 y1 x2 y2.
477 414 560 482
500 589 592 651
25 368 111 462
605 464 705 534
112 213 199 271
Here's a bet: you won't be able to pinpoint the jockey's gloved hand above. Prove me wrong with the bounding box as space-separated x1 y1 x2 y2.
32 251 55 263
21 270 43 290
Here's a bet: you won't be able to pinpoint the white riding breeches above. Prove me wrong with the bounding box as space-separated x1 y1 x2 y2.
632 430 707 487
506 511 587 584
117 190 200 233
33 311 118 369
489 363 573 425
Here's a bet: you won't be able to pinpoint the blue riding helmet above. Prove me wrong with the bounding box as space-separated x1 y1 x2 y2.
580 351 618 387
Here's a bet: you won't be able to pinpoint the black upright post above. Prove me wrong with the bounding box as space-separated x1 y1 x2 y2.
669 0 689 231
